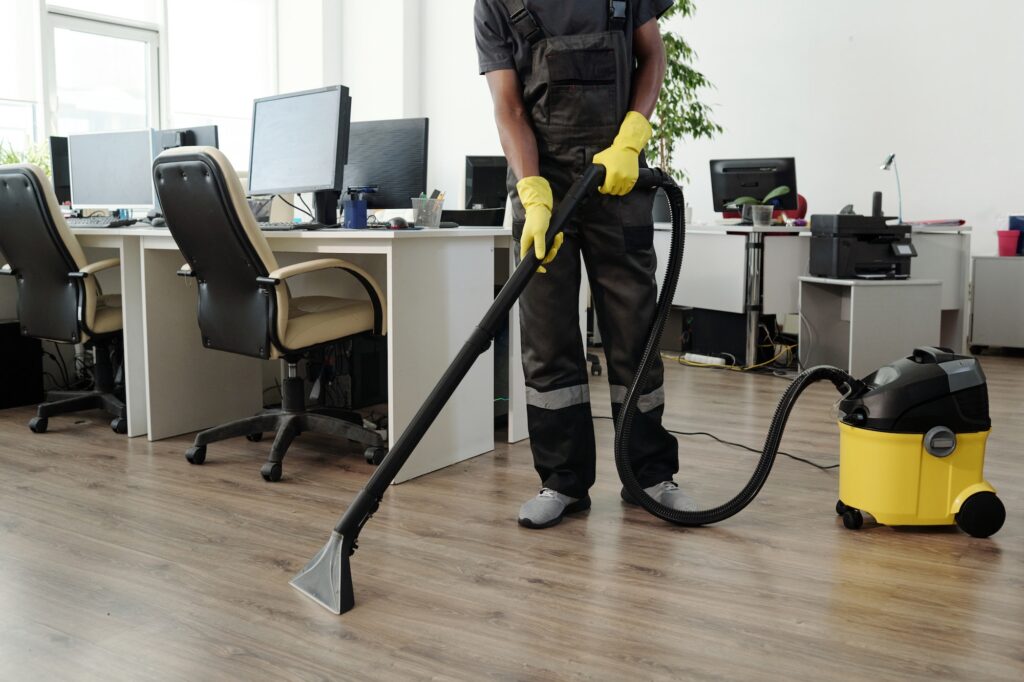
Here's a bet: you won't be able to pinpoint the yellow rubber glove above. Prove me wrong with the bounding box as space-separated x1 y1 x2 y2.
592 111 653 196
517 176 563 273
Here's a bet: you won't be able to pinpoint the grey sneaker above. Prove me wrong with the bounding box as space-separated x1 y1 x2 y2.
518 488 592 529
621 481 698 512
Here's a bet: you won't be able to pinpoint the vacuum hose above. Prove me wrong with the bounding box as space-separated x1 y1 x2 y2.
615 178 859 525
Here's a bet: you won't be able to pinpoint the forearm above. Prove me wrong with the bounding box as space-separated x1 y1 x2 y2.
494 106 540 181
630 52 666 118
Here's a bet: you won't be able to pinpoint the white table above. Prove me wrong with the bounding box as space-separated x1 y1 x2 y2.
73 226 509 484
799 276 943 377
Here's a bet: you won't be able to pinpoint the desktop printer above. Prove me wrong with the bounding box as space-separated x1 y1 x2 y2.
810 210 916 279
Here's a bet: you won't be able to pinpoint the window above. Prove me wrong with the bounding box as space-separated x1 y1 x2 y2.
166 0 277 167
47 0 161 24
0 0 42 149
45 14 160 135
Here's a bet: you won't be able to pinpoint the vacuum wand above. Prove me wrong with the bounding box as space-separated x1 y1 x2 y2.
291 166 666 614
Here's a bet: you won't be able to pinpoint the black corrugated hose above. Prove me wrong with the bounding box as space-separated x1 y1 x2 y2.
614 180 859 525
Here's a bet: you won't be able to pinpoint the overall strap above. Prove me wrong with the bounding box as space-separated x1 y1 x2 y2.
608 0 628 33
500 0 546 45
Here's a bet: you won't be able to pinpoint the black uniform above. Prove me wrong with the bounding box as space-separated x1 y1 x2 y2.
475 0 676 499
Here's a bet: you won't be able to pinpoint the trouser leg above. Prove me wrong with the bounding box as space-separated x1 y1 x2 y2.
516 228 595 499
581 203 679 488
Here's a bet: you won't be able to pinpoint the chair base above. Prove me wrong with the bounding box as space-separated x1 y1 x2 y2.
186 404 386 481
29 390 127 434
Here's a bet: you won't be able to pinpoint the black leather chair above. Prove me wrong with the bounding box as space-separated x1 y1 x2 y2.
0 164 127 434
152 147 387 481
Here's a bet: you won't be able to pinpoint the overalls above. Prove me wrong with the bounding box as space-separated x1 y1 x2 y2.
501 0 678 498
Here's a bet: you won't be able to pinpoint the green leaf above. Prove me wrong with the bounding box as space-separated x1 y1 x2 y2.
762 185 791 203
731 197 759 206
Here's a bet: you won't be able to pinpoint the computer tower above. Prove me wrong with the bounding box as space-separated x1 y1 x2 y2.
685 309 776 366
0 320 44 408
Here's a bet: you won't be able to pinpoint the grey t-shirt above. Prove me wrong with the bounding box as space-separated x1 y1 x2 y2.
475 0 673 77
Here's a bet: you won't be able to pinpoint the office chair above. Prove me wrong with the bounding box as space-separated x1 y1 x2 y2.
0 164 127 434
152 147 388 481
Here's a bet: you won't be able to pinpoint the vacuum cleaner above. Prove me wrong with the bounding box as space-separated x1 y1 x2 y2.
291 165 1006 615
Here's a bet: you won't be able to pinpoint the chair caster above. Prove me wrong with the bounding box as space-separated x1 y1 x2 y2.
111 417 128 434
246 432 264 442
955 491 1005 538
28 417 48 434
260 462 283 482
185 446 206 465
364 446 388 465
835 500 847 516
842 508 864 530
591 363 602 377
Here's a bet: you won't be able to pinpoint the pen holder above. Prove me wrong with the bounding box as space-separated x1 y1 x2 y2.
412 197 444 229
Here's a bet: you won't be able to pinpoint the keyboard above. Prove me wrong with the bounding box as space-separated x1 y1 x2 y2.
67 216 137 228
259 221 327 231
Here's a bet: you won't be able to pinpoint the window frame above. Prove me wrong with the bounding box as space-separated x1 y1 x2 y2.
41 6 163 137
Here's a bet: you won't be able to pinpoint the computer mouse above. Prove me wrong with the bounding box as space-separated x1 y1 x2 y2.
388 216 409 230
151 217 166 227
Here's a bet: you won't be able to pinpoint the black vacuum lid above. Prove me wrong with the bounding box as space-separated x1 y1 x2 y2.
839 347 991 433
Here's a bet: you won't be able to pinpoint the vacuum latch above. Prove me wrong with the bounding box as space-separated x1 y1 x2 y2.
924 426 957 457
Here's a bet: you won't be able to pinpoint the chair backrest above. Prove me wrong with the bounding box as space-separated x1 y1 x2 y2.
153 146 287 359
0 164 90 342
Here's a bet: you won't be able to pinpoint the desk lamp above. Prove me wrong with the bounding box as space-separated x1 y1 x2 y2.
881 153 903 223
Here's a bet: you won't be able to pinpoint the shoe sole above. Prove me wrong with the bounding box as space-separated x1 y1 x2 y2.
518 495 592 530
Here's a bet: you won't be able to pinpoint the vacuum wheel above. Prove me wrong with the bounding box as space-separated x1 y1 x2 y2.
836 500 848 516
260 462 283 482
110 417 128 434
28 417 48 434
365 446 388 465
842 508 864 530
955 492 1006 538
185 446 206 465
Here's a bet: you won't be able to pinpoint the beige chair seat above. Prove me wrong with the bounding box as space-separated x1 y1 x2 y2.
92 294 123 335
282 296 375 352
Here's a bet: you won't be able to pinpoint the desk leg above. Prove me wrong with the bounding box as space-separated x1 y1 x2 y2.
745 233 764 367
388 237 495 483
141 248 261 441
118 236 147 437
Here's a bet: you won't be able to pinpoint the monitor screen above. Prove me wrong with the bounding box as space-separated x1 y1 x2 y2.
248 85 351 196
344 118 429 210
68 130 156 209
710 157 798 212
465 156 508 209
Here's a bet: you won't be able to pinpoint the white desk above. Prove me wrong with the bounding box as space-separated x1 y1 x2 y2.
799 276 943 377
73 226 508 484
970 256 1024 350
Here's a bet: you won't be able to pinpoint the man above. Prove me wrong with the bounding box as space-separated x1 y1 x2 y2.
475 0 696 529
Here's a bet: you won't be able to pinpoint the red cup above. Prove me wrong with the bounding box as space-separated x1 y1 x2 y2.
998 230 1020 257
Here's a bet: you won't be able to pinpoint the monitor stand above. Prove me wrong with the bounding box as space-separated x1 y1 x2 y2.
313 190 340 226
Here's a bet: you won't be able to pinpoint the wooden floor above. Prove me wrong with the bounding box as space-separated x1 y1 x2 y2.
1 356 1022 681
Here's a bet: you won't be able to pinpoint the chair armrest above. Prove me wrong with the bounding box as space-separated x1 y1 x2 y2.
265 258 387 335
0 264 13 276
70 258 121 279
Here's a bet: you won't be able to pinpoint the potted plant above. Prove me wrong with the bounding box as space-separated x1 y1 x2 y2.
0 138 52 177
731 186 791 225
650 1 723 222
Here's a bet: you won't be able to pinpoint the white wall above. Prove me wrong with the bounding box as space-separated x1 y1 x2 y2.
671 0 1024 254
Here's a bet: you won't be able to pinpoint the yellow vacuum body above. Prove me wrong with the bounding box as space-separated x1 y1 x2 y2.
834 347 1005 537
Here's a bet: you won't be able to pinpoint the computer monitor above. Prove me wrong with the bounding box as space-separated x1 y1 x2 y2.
465 156 508 209
248 85 352 225
710 158 798 212
153 125 219 155
68 130 156 210
343 118 429 210
49 136 71 205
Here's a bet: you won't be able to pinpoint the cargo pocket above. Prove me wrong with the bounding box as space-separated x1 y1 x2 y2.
619 187 657 253
545 48 619 129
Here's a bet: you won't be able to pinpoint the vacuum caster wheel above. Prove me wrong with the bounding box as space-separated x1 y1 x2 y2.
110 417 128 434
364 446 388 465
185 446 206 465
260 462 283 482
28 417 48 434
836 500 848 516
955 492 1006 538
246 432 264 442
842 509 864 530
